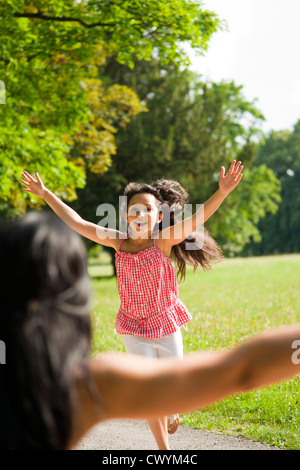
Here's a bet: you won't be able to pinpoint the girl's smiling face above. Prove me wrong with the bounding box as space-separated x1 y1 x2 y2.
127 192 162 238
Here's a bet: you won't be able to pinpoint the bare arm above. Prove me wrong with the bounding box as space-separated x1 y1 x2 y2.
73 324 300 444
21 171 121 249
159 161 243 248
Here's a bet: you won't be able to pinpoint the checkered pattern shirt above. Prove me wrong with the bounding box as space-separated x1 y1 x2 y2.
115 235 192 339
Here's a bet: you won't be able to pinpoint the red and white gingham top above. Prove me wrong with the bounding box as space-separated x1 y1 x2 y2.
115 234 192 339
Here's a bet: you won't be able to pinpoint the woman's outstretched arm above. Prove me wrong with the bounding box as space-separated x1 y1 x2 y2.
72 324 300 446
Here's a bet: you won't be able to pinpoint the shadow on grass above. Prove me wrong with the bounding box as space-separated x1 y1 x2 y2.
87 261 116 280
90 274 116 280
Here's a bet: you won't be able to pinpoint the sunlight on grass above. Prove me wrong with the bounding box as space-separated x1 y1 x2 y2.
88 253 300 449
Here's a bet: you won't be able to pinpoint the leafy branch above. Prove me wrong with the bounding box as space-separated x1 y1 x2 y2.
13 10 113 28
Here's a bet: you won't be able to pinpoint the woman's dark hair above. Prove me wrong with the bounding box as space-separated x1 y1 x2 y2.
124 179 223 281
0 211 91 449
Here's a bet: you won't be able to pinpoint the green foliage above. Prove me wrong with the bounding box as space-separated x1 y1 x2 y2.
213 165 281 255
0 106 88 217
88 0 221 67
0 0 220 218
246 120 300 254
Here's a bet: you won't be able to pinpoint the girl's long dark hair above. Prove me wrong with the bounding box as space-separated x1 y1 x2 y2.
124 179 223 281
0 211 91 449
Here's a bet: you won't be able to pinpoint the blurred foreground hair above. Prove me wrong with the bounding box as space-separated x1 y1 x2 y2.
0 211 91 449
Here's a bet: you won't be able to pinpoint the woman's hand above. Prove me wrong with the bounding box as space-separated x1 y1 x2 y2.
21 171 47 198
219 160 243 195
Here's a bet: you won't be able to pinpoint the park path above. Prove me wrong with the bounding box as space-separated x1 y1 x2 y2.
76 419 280 451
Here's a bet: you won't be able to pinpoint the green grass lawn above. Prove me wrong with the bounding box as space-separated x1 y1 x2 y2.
88 253 300 449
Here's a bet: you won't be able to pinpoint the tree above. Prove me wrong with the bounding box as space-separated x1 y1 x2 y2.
0 0 220 218
72 59 281 257
245 121 300 254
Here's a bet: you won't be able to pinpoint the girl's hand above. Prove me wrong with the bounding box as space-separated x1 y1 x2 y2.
21 171 47 198
219 161 243 195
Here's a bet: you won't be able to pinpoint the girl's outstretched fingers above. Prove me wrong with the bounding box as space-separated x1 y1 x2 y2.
235 161 243 179
219 160 243 194
20 171 45 198
36 172 43 184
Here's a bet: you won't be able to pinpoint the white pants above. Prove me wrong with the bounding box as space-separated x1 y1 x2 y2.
123 329 183 360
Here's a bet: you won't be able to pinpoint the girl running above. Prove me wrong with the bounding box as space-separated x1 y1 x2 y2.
21 160 243 449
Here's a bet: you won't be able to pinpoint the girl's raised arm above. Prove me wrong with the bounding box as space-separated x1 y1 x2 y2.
160 161 243 248
21 171 121 249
